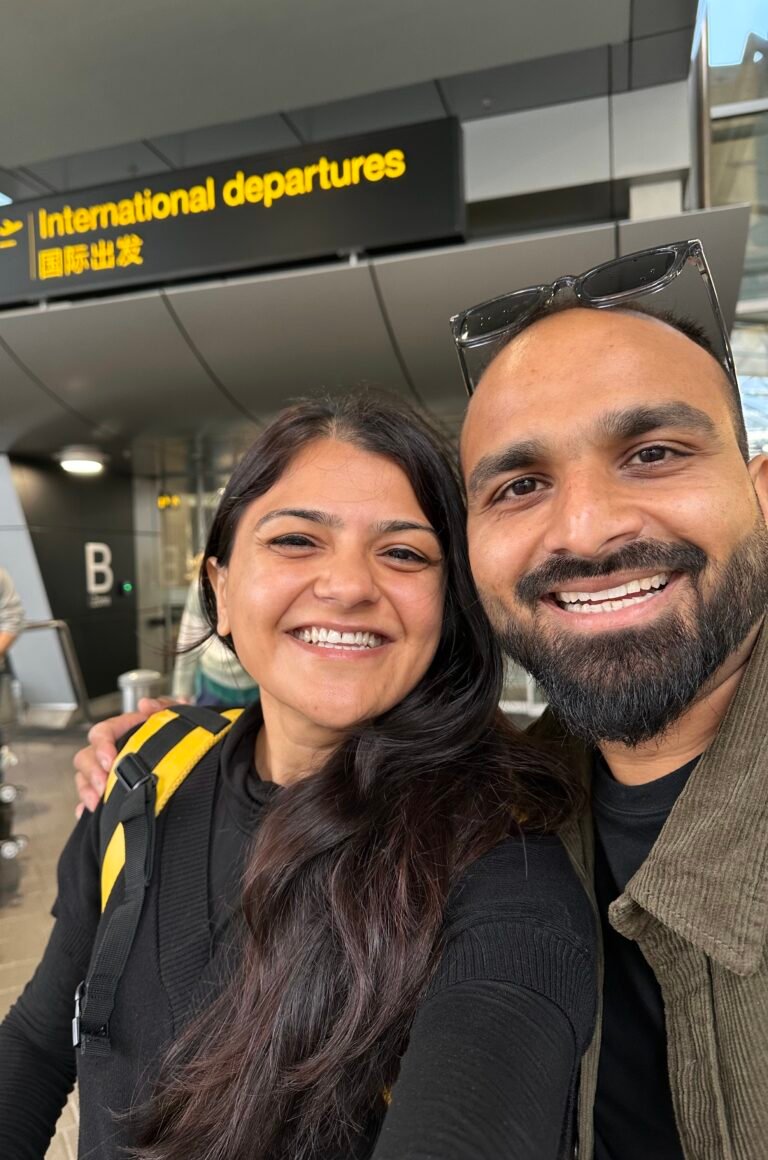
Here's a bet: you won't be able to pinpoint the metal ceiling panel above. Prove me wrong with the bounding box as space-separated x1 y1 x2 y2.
0 167 50 202
441 47 610 121
0 292 248 441
149 115 301 169
0 342 88 453
629 27 694 90
0 1 632 167
631 0 697 39
463 98 611 201
619 204 751 330
289 85 446 143
610 43 631 93
164 262 413 416
372 223 617 408
24 142 172 194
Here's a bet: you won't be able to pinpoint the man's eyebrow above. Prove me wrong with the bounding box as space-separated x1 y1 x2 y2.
375 519 439 538
467 440 546 499
254 508 343 530
598 403 719 442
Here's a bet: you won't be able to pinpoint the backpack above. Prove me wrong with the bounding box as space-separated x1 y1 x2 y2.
73 703 243 1054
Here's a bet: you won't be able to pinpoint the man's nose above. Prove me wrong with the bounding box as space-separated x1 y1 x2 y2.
540 467 645 560
312 549 380 606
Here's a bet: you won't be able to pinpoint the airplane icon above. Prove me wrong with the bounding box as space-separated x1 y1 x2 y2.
0 219 24 249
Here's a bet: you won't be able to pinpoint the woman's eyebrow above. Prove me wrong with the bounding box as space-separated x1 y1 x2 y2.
254 508 343 530
375 519 439 538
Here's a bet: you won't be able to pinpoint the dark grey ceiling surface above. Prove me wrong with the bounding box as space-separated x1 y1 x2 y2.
164 262 414 419
1 1 632 167
0 204 750 458
0 0 699 197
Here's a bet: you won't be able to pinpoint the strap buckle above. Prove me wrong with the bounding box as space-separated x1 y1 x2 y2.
72 980 110 1052
115 752 155 793
72 980 84 1047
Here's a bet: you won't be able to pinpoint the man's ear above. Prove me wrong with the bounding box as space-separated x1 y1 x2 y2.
205 557 230 638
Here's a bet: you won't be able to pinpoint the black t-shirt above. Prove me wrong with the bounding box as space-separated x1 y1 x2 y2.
592 753 698 1160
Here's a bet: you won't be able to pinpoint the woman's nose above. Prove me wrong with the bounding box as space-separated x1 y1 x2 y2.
312 551 380 607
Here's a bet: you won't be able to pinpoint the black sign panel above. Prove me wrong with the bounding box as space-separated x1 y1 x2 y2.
0 119 463 308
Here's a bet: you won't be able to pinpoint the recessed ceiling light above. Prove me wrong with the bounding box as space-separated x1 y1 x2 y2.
55 446 107 475
0 193 13 207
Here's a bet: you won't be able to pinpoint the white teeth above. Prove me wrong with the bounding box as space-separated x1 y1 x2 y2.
292 627 384 649
556 572 670 606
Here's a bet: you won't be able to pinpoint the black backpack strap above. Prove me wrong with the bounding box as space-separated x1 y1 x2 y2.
74 704 241 1053
74 750 157 1055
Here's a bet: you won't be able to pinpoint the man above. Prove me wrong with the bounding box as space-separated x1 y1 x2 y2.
75 246 768 1158
459 285 768 1158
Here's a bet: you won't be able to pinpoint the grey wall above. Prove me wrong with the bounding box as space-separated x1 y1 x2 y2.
0 454 75 708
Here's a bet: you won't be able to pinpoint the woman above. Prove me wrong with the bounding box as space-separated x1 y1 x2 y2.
0 394 594 1160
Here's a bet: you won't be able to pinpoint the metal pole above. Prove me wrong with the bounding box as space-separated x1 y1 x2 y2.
21 619 94 725
696 16 712 209
194 433 206 553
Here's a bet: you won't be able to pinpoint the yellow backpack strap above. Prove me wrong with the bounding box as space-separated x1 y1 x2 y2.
100 705 243 912
74 704 243 1055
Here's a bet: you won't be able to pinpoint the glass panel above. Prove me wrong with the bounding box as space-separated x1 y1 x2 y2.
711 110 768 301
733 315 768 455
709 1 767 303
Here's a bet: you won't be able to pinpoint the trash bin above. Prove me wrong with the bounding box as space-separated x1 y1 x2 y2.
117 669 162 713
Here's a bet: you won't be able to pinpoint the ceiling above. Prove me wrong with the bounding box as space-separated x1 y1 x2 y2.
0 0 717 477
1 203 750 461
0 0 699 176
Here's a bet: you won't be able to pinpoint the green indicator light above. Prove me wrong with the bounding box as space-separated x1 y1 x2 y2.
122 581 134 594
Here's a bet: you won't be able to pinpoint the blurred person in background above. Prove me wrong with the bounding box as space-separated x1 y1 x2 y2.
172 552 260 708
0 566 24 757
0 566 24 671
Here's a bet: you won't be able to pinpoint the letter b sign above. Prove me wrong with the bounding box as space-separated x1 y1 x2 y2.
85 542 114 595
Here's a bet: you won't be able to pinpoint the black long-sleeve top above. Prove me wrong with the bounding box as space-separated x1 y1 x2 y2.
0 706 596 1159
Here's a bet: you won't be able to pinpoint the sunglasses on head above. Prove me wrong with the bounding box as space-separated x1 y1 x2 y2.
450 239 737 396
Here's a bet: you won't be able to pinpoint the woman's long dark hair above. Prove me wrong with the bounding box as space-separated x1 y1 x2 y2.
135 392 579 1160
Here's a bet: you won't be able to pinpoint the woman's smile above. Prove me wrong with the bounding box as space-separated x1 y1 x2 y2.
287 623 389 652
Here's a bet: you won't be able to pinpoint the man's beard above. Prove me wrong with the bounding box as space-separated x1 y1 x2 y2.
487 526 768 747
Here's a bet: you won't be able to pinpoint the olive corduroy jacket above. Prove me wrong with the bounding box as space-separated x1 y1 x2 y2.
532 622 768 1160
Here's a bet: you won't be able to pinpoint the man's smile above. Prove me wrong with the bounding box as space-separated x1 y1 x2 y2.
540 571 684 630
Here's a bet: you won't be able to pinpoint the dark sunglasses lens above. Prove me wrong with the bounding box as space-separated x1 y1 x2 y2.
460 288 542 343
584 250 677 299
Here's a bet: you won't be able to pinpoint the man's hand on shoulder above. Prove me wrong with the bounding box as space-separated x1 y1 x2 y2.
73 696 186 817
